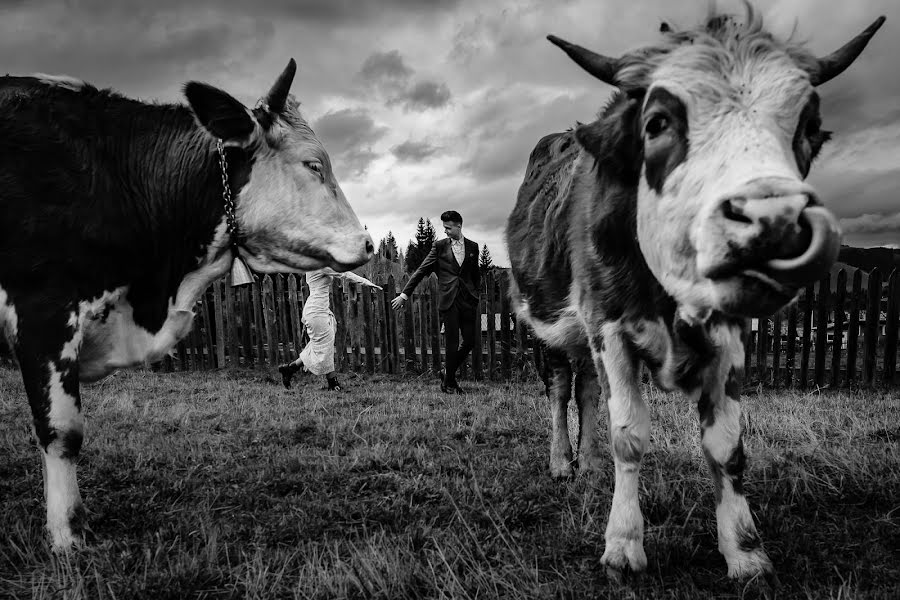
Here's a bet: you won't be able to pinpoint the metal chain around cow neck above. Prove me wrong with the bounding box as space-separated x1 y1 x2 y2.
216 138 255 287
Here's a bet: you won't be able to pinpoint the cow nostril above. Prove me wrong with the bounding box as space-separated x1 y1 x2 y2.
721 198 754 225
365 239 374 254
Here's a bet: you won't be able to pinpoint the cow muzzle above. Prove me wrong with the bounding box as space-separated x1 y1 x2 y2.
700 177 842 291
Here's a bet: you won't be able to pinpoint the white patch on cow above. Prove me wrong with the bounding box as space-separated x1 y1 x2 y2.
634 27 817 316
79 221 232 381
46 363 83 433
513 294 586 350
701 322 772 578
0 282 18 347
43 362 84 551
33 73 85 91
596 321 649 574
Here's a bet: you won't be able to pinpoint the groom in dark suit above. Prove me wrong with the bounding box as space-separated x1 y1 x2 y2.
392 210 480 393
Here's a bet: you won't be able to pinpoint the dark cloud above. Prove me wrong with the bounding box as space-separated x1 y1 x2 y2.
459 89 596 183
389 80 453 111
391 139 441 162
840 211 900 234
313 108 388 178
358 50 414 87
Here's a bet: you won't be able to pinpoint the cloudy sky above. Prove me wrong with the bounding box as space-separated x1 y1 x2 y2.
2 0 897 264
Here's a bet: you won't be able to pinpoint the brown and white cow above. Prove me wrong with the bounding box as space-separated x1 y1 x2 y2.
506 3 884 581
0 60 374 551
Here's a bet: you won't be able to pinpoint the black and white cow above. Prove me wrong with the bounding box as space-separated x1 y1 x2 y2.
506 4 884 581
0 60 374 551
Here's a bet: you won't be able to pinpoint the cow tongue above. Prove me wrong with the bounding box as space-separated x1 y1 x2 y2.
760 206 842 285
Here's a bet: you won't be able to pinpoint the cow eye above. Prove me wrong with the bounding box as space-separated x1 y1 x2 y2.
304 161 323 174
804 116 821 138
645 114 670 138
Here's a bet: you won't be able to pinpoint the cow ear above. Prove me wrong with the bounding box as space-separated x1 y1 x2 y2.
575 92 643 182
184 82 260 147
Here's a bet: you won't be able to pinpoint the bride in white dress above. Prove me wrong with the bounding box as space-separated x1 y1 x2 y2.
278 267 381 391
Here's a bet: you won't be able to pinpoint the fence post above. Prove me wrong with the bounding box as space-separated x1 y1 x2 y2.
403 287 417 373
863 268 882 386
831 269 847 388
814 274 830 387
213 280 226 368
418 288 430 373
288 275 302 361
756 315 768 385
224 276 240 366
486 272 497 381
499 272 512 380
884 269 898 385
799 284 814 389
785 303 798 388
771 309 782 387
429 277 441 373
846 270 862 386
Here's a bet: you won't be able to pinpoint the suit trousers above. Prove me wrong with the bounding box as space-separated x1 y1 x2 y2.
441 294 478 385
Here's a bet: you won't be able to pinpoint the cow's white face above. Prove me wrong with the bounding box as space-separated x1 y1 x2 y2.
236 101 373 273
635 46 841 317
185 59 374 275
554 8 883 319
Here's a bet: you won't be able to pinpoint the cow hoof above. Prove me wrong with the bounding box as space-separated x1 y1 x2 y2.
48 528 82 553
726 550 777 584
577 451 604 474
549 461 575 479
601 539 647 581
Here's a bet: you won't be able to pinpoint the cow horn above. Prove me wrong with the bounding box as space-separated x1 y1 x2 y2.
809 16 885 86
547 35 620 87
265 58 297 113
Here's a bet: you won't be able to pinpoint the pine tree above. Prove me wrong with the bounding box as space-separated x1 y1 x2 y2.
479 244 493 275
405 240 419 273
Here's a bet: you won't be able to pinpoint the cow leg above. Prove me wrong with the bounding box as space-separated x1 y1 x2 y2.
540 346 574 478
697 322 773 580
15 305 86 552
572 352 604 473
593 322 649 576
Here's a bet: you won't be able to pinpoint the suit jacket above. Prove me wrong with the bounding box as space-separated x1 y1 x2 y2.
402 237 480 312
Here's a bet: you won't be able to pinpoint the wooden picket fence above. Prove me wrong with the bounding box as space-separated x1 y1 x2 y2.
158 267 900 389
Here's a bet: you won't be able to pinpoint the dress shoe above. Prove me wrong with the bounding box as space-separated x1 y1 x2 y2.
278 363 301 389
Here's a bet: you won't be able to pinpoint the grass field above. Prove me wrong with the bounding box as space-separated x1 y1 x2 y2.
1 364 898 599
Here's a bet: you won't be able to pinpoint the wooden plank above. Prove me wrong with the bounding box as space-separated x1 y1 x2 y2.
486 272 497 381
331 279 345 372
883 269 899 385
377 283 390 373
239 285 253 367
863 268 882 386
756 315 768 385
418 288 430 373
785 303 798 388
404 289 417 373
213 281 226 368
387 276 401 374
361 284 375 374
251 281 265 368
224 276 239 366
814 274 830 387
348 282 362 372
499 271 512 380
287 275 302 361
846 269 862 385
201 291 216 368
831 269 847 388
799 284 814 389
771 310 782 387
471 286 483 381
190 305 204 370
261 276 276 366
429 277 441 373
744 318 754 378
177 339 188 372
273 275 287 364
